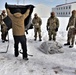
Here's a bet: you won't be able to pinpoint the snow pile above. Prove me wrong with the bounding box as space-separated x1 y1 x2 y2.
39 41 63 54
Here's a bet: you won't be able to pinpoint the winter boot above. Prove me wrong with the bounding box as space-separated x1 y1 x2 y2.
64 42 70 46
34 37 37 41
23 55 28 60
14 50 19 57
53 38 56 41
69 45 73 48
49 37 52 41
5 39 8 42
23 57 29 60
2 40 5 43
34 38 36 41
49 38 52 41
39 38 42 41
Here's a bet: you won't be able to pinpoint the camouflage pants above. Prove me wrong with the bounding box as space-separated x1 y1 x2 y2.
67 28 75 45
34 28 41 40
1 24 8 41
48 30 56 41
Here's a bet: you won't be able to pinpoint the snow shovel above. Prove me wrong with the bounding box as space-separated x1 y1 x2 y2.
19 50 33 57
0 32 9 53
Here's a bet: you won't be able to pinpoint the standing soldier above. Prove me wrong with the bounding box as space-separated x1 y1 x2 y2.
32 13 42 41
46 12 59 41
0 10 8 43
64 10 76 48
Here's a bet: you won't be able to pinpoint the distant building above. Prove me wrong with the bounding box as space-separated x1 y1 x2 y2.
52 2 76 17
33 4 51 18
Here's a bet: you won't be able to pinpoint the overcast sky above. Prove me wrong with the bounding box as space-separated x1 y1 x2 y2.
0 0 76 17
0 0 76 10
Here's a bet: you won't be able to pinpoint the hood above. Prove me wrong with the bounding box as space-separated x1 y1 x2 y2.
13 13 22 18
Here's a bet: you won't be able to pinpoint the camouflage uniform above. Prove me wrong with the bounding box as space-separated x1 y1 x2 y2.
32 13 42 41
0 15 2 24
64 10 76 48
47 12 59 41
0 10 8 43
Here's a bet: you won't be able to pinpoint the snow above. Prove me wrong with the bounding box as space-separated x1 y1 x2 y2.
39 41 63 54
0 17 76 75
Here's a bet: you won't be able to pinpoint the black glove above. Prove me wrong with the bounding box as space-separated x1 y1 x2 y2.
5 2 8 8
66 26 68 31
5 2 9 9
28 6 31 9
47 27 48 31
25 30 28 34
47 27 49 31
55 28 58 32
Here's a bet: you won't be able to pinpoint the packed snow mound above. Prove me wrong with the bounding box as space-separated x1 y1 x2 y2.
39 41 63 54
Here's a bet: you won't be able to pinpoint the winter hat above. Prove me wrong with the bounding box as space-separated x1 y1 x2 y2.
72 10 76 14
51 12 55 16
34 13 37 16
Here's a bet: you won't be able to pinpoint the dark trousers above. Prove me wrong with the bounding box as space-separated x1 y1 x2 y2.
13 35 27 58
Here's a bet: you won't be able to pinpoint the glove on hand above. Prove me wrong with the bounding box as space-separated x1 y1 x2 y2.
55 28 58 32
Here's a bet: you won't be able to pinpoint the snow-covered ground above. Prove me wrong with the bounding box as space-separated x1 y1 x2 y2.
0 17 76 75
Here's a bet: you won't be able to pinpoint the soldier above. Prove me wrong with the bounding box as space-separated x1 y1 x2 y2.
0 10 8 43
64 10 76 48
32 13 42 41
46 12 59 41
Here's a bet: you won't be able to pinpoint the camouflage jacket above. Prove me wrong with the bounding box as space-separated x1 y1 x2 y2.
32 17 42 28
0 14 8 32
67 16 76 29
47 17 59 30
0 15 2 24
